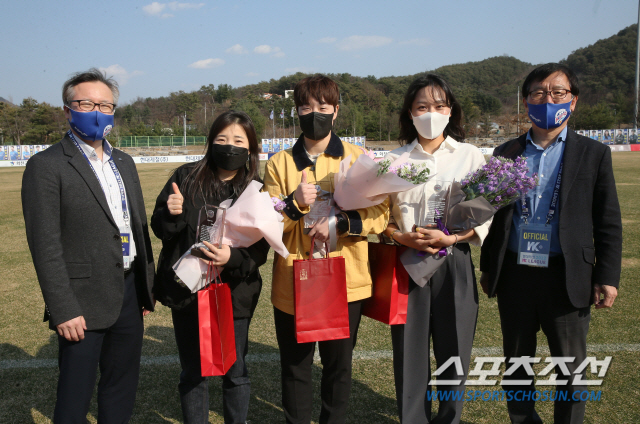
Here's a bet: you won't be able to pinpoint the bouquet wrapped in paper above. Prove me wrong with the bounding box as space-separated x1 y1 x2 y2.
174 180 290 292
401 156 538 287
333 151 432 210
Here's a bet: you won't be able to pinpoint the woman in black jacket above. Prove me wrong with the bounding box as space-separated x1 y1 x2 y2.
151 111 269 424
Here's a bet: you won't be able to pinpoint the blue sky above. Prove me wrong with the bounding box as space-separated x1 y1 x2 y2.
1 0 637 106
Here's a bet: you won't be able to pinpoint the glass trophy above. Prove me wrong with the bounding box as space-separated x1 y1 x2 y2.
413 179 451 231
303 180 333 234
191 204 227 259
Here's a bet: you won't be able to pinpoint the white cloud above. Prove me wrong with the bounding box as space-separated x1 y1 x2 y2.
226 44 248 54
143 2 165 15
245 72 259 77
318 37 337 44
188 58 225 69
99 65 143 85
254 45 284 57
398 38 431 46
337 35 393 51
254 45 274 54
143 2 204 18
167 1 204 10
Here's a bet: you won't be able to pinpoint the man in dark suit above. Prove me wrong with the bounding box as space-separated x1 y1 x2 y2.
22 68 155 423
480 63 622 424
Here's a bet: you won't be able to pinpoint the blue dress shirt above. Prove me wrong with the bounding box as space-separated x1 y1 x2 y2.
507 127 567 255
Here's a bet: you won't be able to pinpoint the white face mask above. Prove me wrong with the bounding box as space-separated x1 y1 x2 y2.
411 111 450 140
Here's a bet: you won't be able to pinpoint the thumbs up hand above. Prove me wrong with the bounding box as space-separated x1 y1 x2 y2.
167 182 184 215
294 169 318 207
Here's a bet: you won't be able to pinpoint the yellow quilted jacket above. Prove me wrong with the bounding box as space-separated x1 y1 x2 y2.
263 133 389 315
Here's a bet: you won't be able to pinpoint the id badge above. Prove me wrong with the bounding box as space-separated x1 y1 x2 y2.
517 224 552 267
121 232 131 269
121 233 130 256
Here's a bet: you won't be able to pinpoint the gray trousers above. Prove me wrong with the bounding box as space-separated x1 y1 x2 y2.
391 243 478 424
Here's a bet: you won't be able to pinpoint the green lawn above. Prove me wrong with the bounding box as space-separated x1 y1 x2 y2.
1 152 638 423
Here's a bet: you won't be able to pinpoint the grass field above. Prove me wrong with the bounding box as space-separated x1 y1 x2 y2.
1 153 639 423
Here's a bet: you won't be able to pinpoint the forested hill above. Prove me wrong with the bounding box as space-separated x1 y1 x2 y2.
1 25 637 144
564 24 637 102
429 56 533 103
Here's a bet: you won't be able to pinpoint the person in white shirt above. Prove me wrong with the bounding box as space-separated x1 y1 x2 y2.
22 68 155 422
382 74 491 424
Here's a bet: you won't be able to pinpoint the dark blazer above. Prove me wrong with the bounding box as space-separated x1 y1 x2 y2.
480 128 622 308
151 163 269 316
22 135 155 330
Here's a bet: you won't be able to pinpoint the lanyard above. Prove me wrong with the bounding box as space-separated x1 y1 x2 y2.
521 155 563 226
68 131 130 224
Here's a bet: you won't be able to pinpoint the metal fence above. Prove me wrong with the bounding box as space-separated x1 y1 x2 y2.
117 136 207 147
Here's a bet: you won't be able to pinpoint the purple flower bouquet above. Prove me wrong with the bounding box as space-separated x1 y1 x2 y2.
446 156 538 232
400 156 537 287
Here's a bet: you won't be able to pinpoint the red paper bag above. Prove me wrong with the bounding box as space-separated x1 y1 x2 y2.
362 242 409 325
293 237 350 343
198 264 237 376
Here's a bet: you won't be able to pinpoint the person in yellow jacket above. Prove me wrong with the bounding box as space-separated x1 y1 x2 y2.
263 74 389 424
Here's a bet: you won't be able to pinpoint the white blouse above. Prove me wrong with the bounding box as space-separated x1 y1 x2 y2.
385 136 492 246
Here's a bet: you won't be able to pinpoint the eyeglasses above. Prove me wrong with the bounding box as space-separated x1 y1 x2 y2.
528 89 571 102
67 100 117 114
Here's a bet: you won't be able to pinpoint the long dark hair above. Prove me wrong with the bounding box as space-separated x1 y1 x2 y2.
398 74 465 145
181 110 261 202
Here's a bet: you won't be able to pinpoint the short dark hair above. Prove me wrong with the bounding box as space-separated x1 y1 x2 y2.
398 74 465 145
293 74 339 109
522 63 580 98
181 110 261 202
62 68 120 106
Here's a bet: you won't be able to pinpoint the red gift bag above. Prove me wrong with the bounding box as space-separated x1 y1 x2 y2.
293 237 350 343
198 263 237 376
362 242 409 325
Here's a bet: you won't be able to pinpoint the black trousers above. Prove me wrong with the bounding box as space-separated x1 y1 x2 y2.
54 270 144 424
497 251 590 424
171 300 253 424
273 301 362 424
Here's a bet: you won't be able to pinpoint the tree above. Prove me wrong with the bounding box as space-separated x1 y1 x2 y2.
23 102 65 144
198 84 216 104
232 99 267 141
458 92 481 138
171 91 200 116
479 114 493 138
570 102 615 130
216 84 234 104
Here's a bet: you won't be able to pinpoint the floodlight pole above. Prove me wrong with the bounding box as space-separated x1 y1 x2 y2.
183 112 187 146
635 0 640 129
517 86 520 135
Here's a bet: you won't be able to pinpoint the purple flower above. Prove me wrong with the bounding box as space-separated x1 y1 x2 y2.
271 197 286 212
459 155 535 210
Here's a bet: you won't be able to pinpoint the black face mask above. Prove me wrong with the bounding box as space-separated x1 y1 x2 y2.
210 144 249 171
298 111 334 141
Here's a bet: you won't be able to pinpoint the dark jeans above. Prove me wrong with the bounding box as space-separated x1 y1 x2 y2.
497 252 590 424
171 301 252 424
273 301 362 424
54 270 143 424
